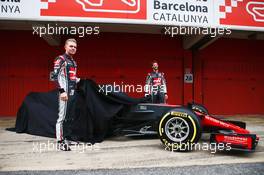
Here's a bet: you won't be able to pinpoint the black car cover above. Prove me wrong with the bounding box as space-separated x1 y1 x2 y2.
15 79 148 143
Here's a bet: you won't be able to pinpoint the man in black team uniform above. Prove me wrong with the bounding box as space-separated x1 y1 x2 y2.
51 38 80 151
145 60 168 104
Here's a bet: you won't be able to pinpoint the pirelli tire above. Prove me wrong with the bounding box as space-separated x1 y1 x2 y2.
158 108 202 152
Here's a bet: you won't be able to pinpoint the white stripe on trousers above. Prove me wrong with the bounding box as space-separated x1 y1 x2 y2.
56 96 68 141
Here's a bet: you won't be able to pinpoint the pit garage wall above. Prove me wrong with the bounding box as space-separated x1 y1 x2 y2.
1 30 263 117
0 30 184 116
194 38 264 115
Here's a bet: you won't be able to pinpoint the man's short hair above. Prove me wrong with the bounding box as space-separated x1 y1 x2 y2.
65 38 77 45
152 60 158 65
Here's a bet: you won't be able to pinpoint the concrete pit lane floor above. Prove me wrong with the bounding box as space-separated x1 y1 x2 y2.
0 116 263 174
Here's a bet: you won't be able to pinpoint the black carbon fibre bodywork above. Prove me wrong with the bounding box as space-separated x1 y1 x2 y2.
112 103 181 136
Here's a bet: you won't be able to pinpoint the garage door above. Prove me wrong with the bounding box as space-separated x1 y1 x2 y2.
0 32 184 116
200 39 264 114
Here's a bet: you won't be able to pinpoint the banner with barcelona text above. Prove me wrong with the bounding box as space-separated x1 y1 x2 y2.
0 0 263 31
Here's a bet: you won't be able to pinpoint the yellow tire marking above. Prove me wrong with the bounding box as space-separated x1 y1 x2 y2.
159 112 171 136
188 115 197 142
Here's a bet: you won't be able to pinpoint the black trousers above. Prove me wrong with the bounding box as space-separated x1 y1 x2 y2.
151 91 165 104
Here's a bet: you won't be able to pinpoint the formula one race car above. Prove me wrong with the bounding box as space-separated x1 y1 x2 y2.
112 102 259 152
14 80 260 152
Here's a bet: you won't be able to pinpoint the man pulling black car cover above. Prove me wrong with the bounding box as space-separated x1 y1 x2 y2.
50 38 80 151
145 60 168 103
